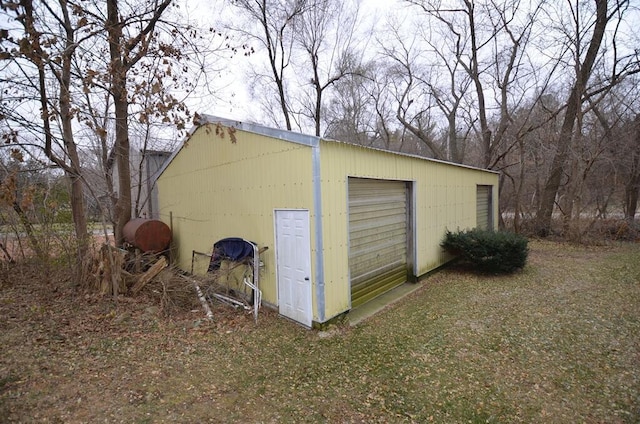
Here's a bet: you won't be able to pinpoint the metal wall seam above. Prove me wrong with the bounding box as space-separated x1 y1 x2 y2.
312 141 325 323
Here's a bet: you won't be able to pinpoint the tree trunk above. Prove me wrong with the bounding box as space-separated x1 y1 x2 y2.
259 1 293 131
113 97 132 246
625 182 639 221
24 0 89 274
312 55 322 137
67 164 90 274
107 0 132 246
447 111 462 163
60 29 89 275
464 0 492 168
624 114 640 221
535 0 608 236
514 138 526 233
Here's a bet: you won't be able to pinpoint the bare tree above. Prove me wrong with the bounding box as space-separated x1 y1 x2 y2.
324 60 404 150
323 63 375 145
78 4 226 229
229 0 310 130
1 0 226 277
0 150 47 260
380 22 445 159
535 0 615 236
396 0 638 236
292 0 363 136
401 0 543 167
104 0 179 245
0 0 92 272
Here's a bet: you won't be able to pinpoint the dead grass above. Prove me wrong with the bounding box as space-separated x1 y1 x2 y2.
0 240 639 423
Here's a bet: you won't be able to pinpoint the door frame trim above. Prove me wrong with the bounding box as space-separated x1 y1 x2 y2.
311 143 325 322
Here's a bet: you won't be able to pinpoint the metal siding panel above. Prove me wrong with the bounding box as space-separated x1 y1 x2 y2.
319 150 350 316
318 142 499 315
159 133 499 323
156 126 314 310
351 266 406 307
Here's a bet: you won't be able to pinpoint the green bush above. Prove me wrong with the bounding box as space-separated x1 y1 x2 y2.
441 228 529 274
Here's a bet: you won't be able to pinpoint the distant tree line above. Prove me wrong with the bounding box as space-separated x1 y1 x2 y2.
0 0 638 280
228 0 640 239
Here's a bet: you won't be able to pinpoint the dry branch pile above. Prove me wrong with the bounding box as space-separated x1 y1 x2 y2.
85 244 257 319
86 245 198 316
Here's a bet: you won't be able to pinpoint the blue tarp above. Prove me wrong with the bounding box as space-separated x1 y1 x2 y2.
208 238 256 272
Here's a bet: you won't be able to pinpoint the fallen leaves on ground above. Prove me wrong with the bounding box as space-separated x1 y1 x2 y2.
0 240 639 423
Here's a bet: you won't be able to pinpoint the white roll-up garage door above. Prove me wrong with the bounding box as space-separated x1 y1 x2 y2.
348 178 409 308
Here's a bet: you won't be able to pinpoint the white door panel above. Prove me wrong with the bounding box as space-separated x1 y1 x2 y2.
275 210 313 327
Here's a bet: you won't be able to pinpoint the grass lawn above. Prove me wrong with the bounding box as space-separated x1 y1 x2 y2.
0 240 639 423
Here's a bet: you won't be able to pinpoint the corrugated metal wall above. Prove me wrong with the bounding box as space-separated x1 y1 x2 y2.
158 124 499 324
156 126 315 310
319 141 499 320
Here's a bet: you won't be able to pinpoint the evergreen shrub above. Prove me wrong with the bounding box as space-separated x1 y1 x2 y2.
441 228 529 274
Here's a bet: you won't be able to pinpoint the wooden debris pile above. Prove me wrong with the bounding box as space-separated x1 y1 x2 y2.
88 244 200 316
88 243 262 321
91 244 168 296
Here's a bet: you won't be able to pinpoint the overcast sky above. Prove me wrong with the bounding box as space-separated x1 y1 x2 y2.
181 0 639 133
183 0 407 124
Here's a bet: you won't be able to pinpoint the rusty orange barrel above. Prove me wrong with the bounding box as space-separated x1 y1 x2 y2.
123 218 171 253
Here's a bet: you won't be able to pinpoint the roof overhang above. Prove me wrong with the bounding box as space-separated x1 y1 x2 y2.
154 114 499 183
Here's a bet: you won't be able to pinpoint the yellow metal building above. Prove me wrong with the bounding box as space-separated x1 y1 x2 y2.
156 115 499 327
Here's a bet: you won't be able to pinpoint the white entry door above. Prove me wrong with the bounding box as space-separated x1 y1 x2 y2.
275 210 313 327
